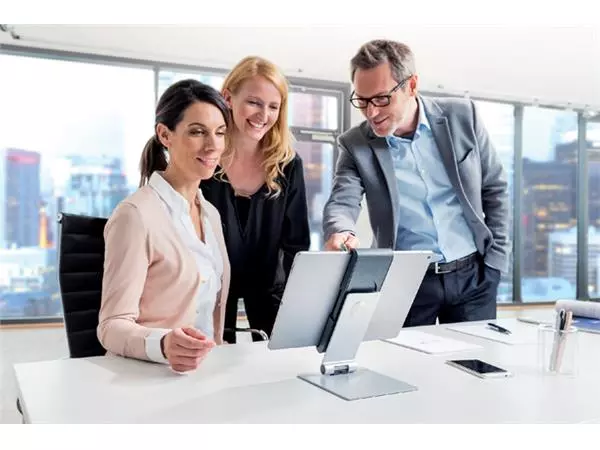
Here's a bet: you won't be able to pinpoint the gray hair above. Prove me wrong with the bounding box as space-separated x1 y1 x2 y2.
350 39 416 83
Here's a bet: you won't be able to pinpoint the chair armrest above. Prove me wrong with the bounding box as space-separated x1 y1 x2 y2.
224 327 268 342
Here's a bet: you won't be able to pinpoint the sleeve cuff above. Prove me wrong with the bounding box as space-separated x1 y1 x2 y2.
145 328 171 364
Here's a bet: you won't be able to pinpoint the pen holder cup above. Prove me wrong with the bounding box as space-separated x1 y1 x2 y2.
538 324 578 376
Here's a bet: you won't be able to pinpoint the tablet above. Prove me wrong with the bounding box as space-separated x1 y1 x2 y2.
268 250 433 350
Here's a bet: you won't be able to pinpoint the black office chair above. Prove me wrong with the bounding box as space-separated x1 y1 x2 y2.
57 212 108 358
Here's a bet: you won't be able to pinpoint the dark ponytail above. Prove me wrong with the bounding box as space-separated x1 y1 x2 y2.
139 135 168 187
138 79 230 187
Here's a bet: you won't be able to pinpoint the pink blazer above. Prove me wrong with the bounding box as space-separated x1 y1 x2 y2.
97 186 230 361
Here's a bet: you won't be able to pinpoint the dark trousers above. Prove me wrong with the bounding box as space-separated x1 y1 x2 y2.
223 293 280 343
403 256 501 327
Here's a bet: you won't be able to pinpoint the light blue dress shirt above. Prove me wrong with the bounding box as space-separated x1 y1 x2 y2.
387 98 477 262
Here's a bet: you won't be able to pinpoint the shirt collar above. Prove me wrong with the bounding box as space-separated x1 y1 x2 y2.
416 96 431 132
148 171 204 218
386 96 430 147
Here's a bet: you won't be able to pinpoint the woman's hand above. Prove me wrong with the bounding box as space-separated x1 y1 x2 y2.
161 327 215 372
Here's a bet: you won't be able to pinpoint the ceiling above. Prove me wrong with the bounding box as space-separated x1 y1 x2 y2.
2 24 599 109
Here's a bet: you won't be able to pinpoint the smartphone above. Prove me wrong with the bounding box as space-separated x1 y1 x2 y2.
446 359 512 379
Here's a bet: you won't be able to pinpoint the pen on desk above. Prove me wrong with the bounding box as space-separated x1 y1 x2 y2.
486 322 512 335
517 317 547 325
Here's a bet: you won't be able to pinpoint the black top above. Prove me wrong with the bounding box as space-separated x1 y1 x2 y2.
235 196 251 229
200 154 311 302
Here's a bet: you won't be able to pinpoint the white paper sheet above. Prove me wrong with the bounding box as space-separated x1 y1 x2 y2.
447 320 538 345
384 330 483 354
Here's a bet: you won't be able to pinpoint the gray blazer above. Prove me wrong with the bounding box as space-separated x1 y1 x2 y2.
323 96 510 273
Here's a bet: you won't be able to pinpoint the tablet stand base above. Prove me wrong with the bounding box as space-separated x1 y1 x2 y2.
297 291 417 400
299 369 417 401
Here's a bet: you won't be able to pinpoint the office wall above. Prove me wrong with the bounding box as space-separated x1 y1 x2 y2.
2 25 600 108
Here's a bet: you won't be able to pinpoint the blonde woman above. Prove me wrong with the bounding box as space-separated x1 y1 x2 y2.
201 56 310 343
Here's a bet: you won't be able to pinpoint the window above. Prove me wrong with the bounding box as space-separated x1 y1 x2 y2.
157 70 225 99
289 92 339 130
587 121 600 297
294 141 334 250
474 100 515 303
288 85 345 249
522 107 578 302
10 47 599 314
0 54 154 320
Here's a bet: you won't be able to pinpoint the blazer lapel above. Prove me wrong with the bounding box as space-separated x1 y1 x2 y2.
423 100 463 197
367 128 398 245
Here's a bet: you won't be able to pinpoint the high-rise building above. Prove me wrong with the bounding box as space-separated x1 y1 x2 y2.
554 127 600 163
548 226 600 294
0 148 41 248
41 193 58 248
54 155 129 218
553 131 600 229
522 158 576 277
522 127 600 292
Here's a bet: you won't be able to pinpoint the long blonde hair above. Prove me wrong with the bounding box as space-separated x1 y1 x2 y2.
221 56 295 197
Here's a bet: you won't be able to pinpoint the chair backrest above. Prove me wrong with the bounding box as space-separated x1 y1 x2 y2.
57 212 107 358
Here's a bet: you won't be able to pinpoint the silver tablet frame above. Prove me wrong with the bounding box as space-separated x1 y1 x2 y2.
268 250 433 400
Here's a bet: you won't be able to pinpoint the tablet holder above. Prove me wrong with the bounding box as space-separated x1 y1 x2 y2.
298 248 418 401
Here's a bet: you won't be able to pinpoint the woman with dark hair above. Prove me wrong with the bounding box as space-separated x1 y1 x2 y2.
98 80 231 373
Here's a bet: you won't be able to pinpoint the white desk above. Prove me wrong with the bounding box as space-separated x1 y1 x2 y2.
13 319 600 423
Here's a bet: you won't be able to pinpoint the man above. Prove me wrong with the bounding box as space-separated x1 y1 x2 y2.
323 39 510 326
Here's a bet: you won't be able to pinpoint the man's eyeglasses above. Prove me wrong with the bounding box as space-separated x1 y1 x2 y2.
349 75 413 109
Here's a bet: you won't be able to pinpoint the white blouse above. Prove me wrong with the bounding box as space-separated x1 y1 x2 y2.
143 171 223 363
